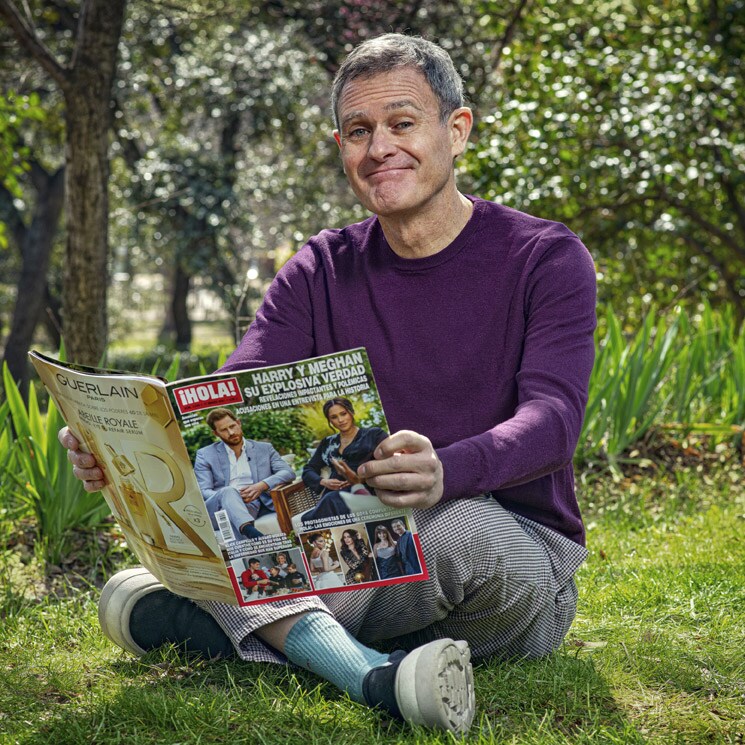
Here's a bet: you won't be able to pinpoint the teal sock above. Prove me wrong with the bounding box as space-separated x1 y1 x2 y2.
283 612 389 702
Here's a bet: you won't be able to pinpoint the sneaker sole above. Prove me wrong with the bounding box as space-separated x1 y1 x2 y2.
394 638 475 733
98 566 164 656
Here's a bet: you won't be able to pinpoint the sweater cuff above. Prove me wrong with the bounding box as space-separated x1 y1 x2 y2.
436 441 482 502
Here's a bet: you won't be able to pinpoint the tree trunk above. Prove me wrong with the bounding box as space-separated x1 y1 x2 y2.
172 262 193 351
2 167 65 398
158 262 193 350
40 283 63 351
62 0 127 365
0 0 128 366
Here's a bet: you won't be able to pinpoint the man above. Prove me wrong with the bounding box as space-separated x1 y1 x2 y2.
62 33 596 734
194 408 295 540
241 558 270 596
391 519 420 576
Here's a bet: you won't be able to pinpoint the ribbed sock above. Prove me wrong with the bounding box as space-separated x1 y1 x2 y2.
283 612 389 702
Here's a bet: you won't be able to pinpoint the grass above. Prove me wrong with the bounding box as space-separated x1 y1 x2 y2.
0 465 743 744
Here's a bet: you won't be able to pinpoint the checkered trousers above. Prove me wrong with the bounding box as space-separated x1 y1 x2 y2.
196 494 588 664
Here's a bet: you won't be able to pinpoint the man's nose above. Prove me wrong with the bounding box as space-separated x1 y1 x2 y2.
367 126 397 160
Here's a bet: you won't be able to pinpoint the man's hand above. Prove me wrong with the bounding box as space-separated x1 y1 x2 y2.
357 430 444 509
240 481 269 502
320 477 350 491
58 426 107 492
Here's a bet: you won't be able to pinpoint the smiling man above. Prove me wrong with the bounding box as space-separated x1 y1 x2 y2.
62 34 596 735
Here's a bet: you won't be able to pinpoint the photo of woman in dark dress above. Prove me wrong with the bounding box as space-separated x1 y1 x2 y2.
338 528 378 584
300 397 388 525
372 524 403 579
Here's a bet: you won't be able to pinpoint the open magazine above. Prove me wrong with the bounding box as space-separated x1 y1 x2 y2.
29 348 427 606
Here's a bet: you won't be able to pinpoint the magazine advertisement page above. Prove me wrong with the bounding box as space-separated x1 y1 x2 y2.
167 348 427 605
28 351 236 604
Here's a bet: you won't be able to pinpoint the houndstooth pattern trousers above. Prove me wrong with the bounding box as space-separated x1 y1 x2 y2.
197 494 588 663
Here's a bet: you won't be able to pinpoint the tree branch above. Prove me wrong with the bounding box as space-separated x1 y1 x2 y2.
712 146 745 238
664 193 745 261
0 0 69 89
490 0 532 76
678 230 742 308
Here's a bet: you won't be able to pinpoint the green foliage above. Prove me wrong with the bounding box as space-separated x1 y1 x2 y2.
579 307 680 467
181 423 216 462
181 408 315 462
1 365 109 564
465 0 745 318
299 395 387 442
0 467 742 743
577 303 745 468
242 408 315 457
104 347 228 381
0 90 45 198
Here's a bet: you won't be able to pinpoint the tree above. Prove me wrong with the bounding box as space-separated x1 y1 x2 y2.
0 0 127 373
106 0 534 345
464 0 745 318
0 84 66 396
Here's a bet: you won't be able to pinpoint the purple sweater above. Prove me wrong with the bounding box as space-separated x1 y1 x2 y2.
222 198 597 544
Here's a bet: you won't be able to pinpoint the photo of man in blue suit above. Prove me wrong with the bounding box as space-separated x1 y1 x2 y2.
391 518 421 576
194 408 295 540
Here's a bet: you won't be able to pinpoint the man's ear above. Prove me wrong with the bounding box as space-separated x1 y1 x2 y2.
333 130 342 149
449 107 473 158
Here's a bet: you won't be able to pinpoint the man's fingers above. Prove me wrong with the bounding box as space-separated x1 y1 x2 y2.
360 449 437 480
372 430 430 459
67 449 97 469
58 425 81 450
375 489 427 508
81 479 106 492
366 470 434 493
71 460 105 491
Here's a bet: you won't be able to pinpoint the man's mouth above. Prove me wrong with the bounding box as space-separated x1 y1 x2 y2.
366 167 409 179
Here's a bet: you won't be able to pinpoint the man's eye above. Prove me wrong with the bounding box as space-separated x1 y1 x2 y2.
395 121 414 130
348 127 368 138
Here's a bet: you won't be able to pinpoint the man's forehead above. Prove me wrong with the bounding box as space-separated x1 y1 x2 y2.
340 98 425 127
337 68 436 120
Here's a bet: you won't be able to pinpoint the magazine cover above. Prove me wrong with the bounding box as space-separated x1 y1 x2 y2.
29 348 427 606
167 348 427 605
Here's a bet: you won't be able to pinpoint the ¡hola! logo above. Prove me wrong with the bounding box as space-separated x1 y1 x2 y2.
172 378 243 414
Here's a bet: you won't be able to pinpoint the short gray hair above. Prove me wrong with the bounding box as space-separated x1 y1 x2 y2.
331 33 465 130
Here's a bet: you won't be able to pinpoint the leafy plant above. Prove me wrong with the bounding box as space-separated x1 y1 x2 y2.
1 364 110 563
577 303 745 469
182 423 217 462
578 307 679 469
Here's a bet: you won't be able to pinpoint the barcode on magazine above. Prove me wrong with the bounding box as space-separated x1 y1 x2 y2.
215 510 235 544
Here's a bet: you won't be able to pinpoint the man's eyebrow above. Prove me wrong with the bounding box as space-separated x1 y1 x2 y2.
340 99 424 128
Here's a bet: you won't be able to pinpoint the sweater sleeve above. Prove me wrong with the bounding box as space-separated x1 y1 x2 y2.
436 237 597 499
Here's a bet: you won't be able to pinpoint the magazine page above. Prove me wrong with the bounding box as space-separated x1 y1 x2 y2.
28 351 237 604
166 347 428 606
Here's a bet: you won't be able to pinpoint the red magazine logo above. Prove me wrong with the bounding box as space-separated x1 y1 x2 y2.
173 378 243 413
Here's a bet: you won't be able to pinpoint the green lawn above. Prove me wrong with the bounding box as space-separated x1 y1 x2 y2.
1 467 743 744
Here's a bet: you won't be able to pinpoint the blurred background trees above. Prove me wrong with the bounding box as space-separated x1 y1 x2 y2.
0 0 743 396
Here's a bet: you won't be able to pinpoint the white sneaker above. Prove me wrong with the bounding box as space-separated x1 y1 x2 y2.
363 638 476 733
98 566 165 655
98 566 235 658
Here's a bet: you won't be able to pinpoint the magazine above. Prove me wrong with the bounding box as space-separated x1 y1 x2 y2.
29 348 427 606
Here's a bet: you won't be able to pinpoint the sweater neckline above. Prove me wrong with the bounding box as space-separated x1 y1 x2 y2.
378 196 484 271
